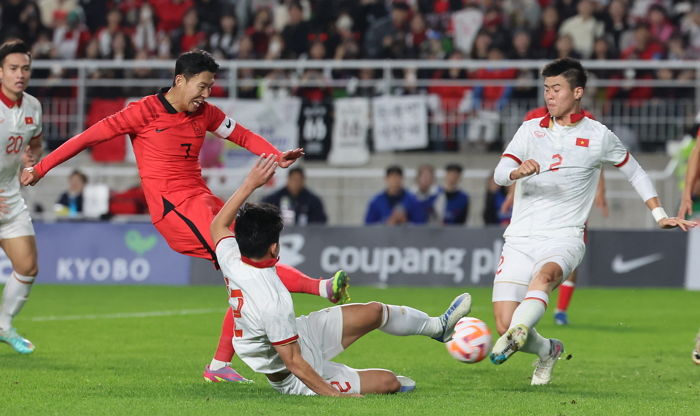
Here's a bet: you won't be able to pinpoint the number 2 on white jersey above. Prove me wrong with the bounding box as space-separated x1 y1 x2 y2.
549 154 563 172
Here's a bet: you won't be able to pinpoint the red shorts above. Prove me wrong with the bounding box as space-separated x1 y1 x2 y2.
153 193 224 262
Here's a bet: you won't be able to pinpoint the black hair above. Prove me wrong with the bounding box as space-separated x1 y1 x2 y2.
541 57 587 89
386 165 403 177
445 163 463 173
0 40 31 66
288 167 305 178
234 203 283 259
70 170 88 184
173 49 219 84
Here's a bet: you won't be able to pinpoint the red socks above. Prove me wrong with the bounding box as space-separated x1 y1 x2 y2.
556 281 575 312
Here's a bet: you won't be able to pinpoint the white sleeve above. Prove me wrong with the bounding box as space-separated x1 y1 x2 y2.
494 156 520 186
262 301 299 346
617 154 658 203
601 129 629 166
215 236 240 266
501 123 528 165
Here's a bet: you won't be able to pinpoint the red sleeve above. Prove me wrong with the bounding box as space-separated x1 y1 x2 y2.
34 101 146 178
204 103 226 132
227 123 281 158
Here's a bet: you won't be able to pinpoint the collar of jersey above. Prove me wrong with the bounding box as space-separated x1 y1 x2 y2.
241 256 279 269
157 88 178 114
0 88 22 108
539 110 586 129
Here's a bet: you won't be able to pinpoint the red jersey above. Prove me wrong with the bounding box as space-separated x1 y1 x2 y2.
35 91 281 223
523 106 595 122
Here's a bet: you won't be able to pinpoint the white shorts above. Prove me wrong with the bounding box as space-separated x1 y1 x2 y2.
268 305 361 395
492 236 585 303
0 208 35 240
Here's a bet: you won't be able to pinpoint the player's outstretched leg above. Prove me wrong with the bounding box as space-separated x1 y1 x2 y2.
276 264 351 304
203 308 252 383
489 324 528 365
432 293 473 342
693 330 700 365
531 338 565 385
0 271 36 354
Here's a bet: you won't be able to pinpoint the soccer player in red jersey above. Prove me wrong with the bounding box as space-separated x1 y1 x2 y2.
21 50 350 382
505 106 608 326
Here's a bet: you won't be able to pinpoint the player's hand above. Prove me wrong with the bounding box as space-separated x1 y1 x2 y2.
278 148 304 168
510 159 540 180
245 154 278 189
657 216 697 231
21 167 41 186
677 195 693 219
21 145 37 168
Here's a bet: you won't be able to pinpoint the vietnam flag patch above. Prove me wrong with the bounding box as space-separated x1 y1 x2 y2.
25 117 33 124
576 137 589 147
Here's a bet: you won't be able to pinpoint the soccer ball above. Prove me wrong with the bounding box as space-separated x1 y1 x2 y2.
446 317 492 363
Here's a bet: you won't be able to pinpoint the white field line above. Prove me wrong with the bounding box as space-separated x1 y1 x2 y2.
24 308 225 322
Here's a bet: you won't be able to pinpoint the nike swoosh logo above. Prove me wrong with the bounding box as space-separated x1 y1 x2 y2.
155 128 169 133
611 253 663 274
225 119 231 129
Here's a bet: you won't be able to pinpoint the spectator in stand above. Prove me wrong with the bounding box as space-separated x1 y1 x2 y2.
363 1 410 59
133 3 158 56
365 165 426 225
603 0 631 54
56 170 87 216
245 7 274 57
0 1 43 46
281 1 310 59
559 0 603 58
435 163 470 225
195 0 224 35
532 6 560 56
296 40 332 102
549 33 582 59
483 175 510 226
97 9 127 58
667 34 693 60
412 164 439 223
117 0 143 27
78 0 108 31
262 167 327 226
406 12 428 59
481 7 511 51
151 0 193 34
613 23 664 102
680 6 700 56
554 0 578 22
52 9 91 59
31 29 54 60
647 4 675 44
470 47 517 112
330 12 361 77
509 30 536 60
210 12 240 59
350 0 388 43
38 0 77 29
470 31 492 60
429 51 470 150
171 8 207 56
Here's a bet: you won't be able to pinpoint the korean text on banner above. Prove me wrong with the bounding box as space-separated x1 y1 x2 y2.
372 95 429 151
329 97 370 166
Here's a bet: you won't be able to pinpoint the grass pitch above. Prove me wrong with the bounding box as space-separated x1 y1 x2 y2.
1 285 698 416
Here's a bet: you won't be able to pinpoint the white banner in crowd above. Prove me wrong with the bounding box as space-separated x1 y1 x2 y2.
328 97 370 166
452 8 483 55
209 98 301 168
372 95 428 151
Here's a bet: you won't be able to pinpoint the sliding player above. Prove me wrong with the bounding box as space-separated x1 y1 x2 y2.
211 154 473 395
0 40 43 354
490 58 694 385
21 50 349 381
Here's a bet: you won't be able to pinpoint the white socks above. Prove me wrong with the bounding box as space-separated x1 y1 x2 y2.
520 328 551 359
510 290 548 330
0 272 35 331
318 279 329 299
378 304 442 338
209 359 229 371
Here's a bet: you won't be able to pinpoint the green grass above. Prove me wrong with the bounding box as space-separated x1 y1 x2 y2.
1 286 698 416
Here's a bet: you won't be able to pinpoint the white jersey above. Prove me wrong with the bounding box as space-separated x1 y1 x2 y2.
502 114 628 238
216 236 299 374
0 91 42 219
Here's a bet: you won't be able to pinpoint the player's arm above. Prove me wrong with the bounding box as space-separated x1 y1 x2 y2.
21 106 139 186
616 153 695 230
678 139 700 218
207 107 304 168
22 134 43 168
594 170 609 217
210 154 278 244
273 340 361 397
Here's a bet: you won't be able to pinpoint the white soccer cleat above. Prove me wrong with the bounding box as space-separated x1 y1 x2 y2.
489 324 529 365
693 332 700 365
531 338 564 385
432 293 472 343
396 375 416 393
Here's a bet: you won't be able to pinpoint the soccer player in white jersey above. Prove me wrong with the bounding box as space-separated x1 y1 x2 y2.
0 40 43 354
210 155 472 396
489 58 695 385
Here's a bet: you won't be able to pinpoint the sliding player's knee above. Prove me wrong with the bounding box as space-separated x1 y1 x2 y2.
364 302 385 329
376 372 401 394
